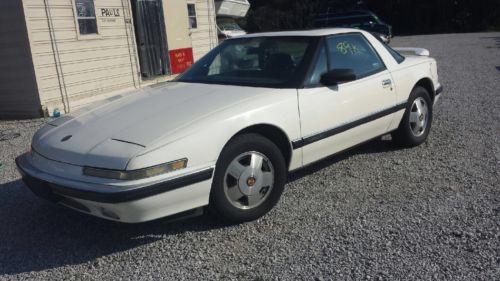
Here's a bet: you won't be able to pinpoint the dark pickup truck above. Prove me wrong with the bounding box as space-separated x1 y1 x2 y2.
314 10 393 43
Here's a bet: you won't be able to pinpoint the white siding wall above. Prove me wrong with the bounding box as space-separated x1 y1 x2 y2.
22 0 140 114
188 0 218 60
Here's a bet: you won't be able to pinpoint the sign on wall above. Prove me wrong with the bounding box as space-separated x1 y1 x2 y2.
169 48 194 74
101 8 120 17
100 8 121 23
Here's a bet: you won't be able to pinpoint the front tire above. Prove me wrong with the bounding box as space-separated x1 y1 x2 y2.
392 86 433 147
209 133 287 223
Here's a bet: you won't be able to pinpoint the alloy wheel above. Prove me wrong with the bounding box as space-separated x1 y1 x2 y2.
223 151 275 210
409 97 429 137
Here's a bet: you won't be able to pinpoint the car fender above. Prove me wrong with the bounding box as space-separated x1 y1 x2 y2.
386 60 436 131
126 89 302 171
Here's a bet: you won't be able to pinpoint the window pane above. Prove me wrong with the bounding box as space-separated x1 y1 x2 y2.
189 17 197 29
75 0 96 18
187 4 196 17
78 19 97 34
383 44 405 63
187 4 197 28
308 45 327 85
326 34 384 78
75 0 97 35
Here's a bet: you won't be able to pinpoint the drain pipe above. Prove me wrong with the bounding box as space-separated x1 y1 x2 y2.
208 0 218 47
121 0 141 88
43 0 70 114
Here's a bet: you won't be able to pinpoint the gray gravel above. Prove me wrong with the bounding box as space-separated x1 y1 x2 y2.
1 32 499 281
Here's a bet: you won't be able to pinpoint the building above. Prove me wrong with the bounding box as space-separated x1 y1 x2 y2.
0 0 218 119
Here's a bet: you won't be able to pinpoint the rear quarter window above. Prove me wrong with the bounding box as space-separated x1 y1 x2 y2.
383 44 405 64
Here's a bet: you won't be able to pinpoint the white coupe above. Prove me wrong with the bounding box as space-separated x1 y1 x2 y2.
16 28 442 223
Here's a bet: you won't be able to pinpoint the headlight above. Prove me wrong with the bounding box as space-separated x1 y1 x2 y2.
83 158 188 180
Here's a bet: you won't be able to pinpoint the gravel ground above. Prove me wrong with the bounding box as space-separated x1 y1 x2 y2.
0 32 499 281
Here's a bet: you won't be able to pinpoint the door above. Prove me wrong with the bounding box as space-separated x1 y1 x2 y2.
297 33 397 165
131 0 169 77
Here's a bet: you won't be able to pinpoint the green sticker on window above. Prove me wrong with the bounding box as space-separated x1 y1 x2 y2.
336 41 359 55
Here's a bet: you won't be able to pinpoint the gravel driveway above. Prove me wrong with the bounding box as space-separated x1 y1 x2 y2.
0 32 499 281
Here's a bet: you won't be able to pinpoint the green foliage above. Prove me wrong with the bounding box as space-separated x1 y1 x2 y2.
245 0 500 34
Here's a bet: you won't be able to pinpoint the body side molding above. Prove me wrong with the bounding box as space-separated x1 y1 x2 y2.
292 101 407 149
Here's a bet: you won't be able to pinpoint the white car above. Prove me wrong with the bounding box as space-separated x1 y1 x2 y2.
217 19 247 40
16 28 443 223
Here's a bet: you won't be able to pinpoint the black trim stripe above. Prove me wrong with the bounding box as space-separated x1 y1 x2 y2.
15 155 214 204
289 130 397 175
52 168 214 203
110 139 146 148
292 102 407 149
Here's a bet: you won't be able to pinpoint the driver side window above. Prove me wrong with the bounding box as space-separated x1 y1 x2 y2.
307 45 327 86
326 33 385 79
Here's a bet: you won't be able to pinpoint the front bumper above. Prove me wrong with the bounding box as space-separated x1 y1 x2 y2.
16 153 214 223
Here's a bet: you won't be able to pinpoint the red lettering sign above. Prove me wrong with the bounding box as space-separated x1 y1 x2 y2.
169 48 194 74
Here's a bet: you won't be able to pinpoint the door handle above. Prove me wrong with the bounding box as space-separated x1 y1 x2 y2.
382 79 392 87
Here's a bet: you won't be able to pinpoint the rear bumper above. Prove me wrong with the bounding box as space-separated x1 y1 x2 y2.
16 153 214 223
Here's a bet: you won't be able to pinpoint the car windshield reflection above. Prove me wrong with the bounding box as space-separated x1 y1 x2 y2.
177 36 315 88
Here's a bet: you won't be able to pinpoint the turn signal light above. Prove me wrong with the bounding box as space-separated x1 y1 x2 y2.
83 158 188 180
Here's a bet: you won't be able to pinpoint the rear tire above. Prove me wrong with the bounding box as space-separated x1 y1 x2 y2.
209 133 287 223
392 86 433 147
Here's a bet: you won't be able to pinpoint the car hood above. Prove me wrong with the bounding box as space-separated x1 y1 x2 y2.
33 82 276 169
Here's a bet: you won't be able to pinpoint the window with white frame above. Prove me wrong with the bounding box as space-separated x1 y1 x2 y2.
187 3 197 29
75 0 98 35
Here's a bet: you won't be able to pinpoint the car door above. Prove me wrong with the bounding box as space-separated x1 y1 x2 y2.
296 33 397 165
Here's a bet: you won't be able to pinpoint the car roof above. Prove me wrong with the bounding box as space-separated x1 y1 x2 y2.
234 28 364 39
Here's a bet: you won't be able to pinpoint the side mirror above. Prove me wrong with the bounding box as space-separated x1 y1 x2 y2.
320 69 356 86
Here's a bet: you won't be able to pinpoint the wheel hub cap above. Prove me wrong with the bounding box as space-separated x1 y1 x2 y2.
409 97 429 137
246 177 256 187
223 151 275 209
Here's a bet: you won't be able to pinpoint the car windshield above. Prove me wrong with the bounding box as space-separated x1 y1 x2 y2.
177 36 315 88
